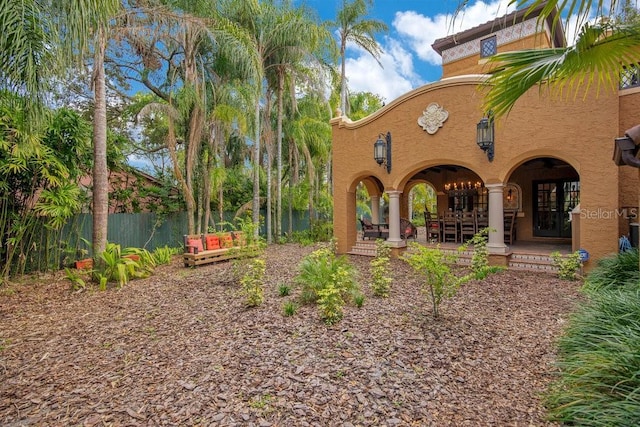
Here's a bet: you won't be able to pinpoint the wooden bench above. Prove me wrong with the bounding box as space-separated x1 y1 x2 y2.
183 232 252 267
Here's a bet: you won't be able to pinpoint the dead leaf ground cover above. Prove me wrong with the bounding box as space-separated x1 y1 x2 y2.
0 243 581 426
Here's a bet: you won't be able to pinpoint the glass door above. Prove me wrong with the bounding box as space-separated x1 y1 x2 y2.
533 180 579 238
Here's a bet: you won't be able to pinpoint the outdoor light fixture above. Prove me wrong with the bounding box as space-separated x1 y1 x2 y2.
613 124 640 168
476 114 494 162
373 131 392 173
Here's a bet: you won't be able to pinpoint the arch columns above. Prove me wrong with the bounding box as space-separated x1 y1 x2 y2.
386 190 405 247
371 195 380 224
486 183 508 254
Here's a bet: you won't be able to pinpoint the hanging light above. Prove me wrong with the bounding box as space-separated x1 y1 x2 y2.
373 132 392 173
476 114 495 162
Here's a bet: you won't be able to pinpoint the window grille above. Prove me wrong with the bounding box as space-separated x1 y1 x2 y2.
480 36 497 58
620 64 640 89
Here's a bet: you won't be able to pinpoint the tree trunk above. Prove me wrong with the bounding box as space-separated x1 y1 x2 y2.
252 96 261 239
276 69 284 241
92 31 109 258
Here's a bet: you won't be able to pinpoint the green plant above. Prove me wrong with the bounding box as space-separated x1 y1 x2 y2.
551 251 583 281
240 258 265 307
370 239 392 297
295 246 358 304
545 287 640 425
317 282 344 325
282 301 297 316
403 242 469 318
152 245 180 265
353 293 365 308
92 243 154 289
278 283 291 297
64 267 86 291
583 249 639 292
458 228 503 279
295 245 360 324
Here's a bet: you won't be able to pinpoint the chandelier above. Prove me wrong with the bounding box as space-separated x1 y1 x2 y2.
444 181 483 196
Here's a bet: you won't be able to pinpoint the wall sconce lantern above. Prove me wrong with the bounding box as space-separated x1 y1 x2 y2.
374 131 392 173
476 115 494 162
613 124 640 168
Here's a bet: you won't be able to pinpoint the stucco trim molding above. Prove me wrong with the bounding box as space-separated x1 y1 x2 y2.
417 102 449 134
330 74 489 130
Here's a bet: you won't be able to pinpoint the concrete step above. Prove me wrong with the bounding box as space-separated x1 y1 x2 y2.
508 253 558 272
348 241 377 257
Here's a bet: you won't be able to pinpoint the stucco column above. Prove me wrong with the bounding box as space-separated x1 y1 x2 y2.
371 195 380 224
386 190 404 247
486 183 508 254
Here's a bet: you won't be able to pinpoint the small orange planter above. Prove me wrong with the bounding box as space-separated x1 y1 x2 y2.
75 258 93 270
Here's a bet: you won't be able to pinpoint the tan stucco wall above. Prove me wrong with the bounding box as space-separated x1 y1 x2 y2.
618 88 640 238
332 75 621 265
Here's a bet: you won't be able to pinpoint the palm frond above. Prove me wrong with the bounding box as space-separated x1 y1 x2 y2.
483 21 640 117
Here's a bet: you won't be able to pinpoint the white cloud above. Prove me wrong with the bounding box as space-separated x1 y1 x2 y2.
342 1 520 102
393 0 516 65
345 37 423 103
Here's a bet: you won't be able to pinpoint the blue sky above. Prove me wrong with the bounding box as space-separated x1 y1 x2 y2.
297 0 519 103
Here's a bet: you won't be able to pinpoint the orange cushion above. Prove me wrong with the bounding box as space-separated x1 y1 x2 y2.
187 238 203 254
206 235 220 250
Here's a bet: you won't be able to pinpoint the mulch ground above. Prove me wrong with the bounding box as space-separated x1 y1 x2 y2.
0 243 582 426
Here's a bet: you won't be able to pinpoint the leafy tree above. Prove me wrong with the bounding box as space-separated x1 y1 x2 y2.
331 0 388 115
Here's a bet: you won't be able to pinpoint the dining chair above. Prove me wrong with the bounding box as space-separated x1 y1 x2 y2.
442 211 458 243
459 210 477 242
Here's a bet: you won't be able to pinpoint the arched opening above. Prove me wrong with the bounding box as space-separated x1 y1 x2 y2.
506 157 579 241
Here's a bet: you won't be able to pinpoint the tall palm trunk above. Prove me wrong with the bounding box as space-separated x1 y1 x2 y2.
252 94 261 239
92 30 109 257
276 69 285 240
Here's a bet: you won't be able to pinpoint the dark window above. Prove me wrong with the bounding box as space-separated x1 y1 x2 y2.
480 36 497 58
620 63 640 89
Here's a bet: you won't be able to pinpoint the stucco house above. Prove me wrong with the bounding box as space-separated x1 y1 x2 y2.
331 3 640 268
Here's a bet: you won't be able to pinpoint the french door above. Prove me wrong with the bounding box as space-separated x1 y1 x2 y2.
533 180 580 238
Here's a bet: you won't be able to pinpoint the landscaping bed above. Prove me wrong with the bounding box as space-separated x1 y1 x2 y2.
0 243 581 426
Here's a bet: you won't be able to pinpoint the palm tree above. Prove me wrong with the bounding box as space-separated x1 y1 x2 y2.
331 0 387 115
0 0 119 258
224 0 326 239
263 3 334 241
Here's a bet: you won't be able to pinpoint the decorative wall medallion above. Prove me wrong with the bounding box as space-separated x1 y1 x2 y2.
417 102 449 134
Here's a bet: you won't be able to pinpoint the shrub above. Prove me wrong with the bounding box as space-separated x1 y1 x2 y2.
583 249 639 292
295 245 359 324
550 251 583 281
152 245 180 265
240 258 265 307
93 243 154 289
457 227 506 279
370 240 392 297
64 267 86 291
546 287 640 425
403 243 469 318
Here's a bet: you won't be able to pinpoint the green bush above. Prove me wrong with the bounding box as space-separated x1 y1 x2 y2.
93 243 154 289
240 258 265 307
583 249 639 292
152 245 180 265
550 251 583 281
403 243 469 318
295 245 359 324
370 239 392 297
546 287 640 425
458 228 503 280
